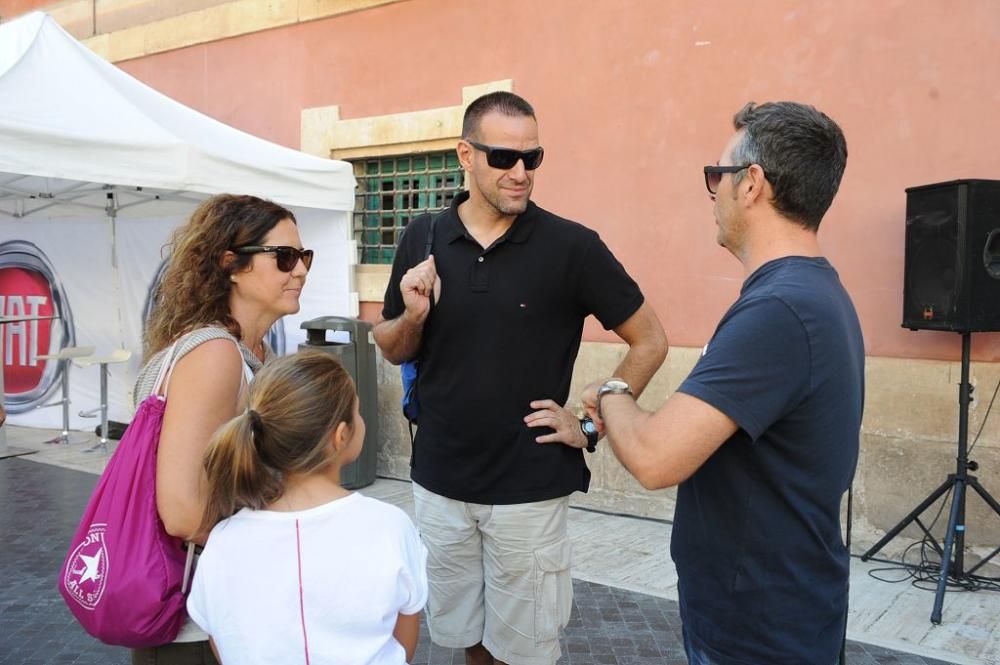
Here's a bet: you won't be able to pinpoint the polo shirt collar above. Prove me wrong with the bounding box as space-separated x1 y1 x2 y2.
441 190 539 245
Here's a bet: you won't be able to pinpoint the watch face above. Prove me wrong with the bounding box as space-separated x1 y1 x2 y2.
582 419 598 435
600 379 631 394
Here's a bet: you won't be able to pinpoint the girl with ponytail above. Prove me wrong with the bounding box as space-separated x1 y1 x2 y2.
186 351 427 665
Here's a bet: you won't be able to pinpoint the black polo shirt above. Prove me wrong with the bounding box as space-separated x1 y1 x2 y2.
382 191 644 504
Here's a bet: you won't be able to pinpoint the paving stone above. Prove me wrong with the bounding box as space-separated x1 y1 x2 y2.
0 457 961 665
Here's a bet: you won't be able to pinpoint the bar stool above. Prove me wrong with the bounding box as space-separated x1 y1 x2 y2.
36 345 95 445
76 349 132 453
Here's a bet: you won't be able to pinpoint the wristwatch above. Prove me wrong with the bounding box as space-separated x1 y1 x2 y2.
596 378 633 419
579 417 600 453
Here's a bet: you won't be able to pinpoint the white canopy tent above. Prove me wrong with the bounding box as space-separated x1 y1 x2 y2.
0 12 357 431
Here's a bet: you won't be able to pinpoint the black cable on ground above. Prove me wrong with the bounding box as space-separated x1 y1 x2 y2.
850 483 1000 593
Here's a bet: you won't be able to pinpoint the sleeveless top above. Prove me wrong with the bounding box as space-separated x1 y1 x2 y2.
133 325 272 643
133 326 271 406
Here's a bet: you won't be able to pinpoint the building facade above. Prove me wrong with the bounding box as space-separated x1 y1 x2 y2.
5 0 1000 555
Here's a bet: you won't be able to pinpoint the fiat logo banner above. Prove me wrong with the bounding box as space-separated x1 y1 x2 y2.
0 240 76 413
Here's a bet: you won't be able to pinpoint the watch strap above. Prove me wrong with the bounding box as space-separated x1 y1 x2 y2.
580 417 599 453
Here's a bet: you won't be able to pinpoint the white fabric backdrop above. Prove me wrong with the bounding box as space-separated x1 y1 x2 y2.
0 12 357 431
2 208 351 427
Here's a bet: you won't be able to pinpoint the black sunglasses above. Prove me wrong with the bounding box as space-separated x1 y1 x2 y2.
467 141 545 170
703 165 752 195
233 245 314 272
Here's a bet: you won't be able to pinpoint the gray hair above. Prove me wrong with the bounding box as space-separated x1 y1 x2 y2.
731 101 848 231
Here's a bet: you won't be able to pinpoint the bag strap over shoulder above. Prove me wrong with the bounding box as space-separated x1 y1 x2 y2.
151 340 181 399
425 213 439 309
150 328 250 594
155 329 249 400
181 542 196 595
241 359 254 386
423 213 438 260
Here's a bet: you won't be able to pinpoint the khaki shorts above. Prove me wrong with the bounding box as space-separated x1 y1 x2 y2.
412 483 573 665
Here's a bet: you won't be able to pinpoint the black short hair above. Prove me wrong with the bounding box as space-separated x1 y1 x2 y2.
462 92 536 140
731 102 848 231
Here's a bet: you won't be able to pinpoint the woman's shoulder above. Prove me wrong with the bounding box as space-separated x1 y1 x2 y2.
134 327 243 403
167 326 243 375
175 325 239 355
139 325 237 372
168 337 245 397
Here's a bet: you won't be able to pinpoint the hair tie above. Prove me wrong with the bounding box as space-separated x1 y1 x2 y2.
245 407 263 432
245 407 273 466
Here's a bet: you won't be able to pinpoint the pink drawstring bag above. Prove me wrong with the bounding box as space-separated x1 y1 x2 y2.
59 342 194 648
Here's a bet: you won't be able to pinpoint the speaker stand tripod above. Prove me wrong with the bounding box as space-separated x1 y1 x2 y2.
861 332 1000 624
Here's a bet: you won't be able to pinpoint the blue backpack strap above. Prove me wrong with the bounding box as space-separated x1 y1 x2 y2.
425 213 438 308
424 213 437 258
401 211 442 427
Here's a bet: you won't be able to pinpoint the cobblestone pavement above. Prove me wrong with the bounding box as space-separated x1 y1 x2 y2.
0 457 958 665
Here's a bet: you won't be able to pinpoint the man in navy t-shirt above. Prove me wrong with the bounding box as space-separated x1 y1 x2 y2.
582 101 864 664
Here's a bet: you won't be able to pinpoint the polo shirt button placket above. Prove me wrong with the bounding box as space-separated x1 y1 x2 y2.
471 253 489 292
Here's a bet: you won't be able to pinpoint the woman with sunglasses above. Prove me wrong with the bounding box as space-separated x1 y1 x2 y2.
130 193 312 665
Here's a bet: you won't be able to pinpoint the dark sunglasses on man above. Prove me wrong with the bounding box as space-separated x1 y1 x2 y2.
703 164 771 196
467 140 545 171
703 165 750 195
233 245 314 272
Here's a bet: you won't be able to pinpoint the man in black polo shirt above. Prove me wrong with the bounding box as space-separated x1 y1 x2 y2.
582 101 864 664
374 91 667 665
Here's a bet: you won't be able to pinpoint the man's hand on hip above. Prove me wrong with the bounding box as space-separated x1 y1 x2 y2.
525 399 587 449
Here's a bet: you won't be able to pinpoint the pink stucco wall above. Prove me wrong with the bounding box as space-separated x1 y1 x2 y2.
0 0 50 16
17 0 1000 360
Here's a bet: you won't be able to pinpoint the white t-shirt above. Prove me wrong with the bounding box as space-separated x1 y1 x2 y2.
187 493 428 665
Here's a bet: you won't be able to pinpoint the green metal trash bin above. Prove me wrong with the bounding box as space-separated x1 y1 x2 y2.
298 316 378 489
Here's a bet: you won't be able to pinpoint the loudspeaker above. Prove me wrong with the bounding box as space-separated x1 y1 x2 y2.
903 179 1000 332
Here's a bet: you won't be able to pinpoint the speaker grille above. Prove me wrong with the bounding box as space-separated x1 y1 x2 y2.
905 207 959 326
903 180 1000 332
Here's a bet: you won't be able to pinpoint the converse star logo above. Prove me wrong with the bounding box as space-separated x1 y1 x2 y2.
63 523 109 610
76 551 102 585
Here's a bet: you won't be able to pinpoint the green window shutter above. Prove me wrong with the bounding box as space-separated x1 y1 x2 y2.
350 151 463 264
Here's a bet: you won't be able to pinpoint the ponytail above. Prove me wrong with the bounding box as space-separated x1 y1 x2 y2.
196 351 358 537
197 408 282 537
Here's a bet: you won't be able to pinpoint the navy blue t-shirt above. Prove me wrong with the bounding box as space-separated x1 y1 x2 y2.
673 256 865 664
